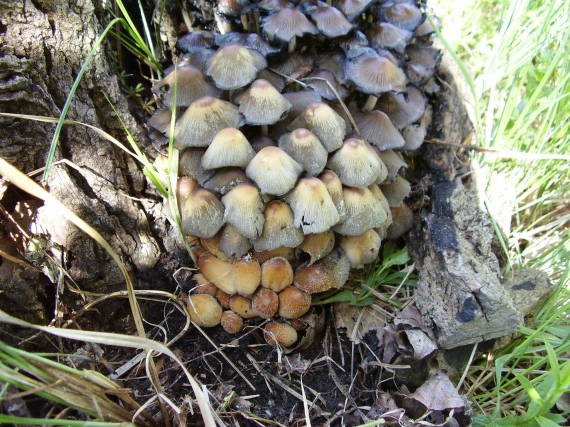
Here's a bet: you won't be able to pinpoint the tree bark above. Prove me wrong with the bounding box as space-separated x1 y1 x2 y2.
0 0 179 324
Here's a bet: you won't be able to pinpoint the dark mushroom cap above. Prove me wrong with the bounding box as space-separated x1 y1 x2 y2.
206 44 267 90
215 32 281 56
337 0 375 21
306 70 349 100
177 31 215 53
263 7 318 42
201 167 249 195
376 85 427 128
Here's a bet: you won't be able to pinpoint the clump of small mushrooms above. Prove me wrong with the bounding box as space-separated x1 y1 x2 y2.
149 0 440 348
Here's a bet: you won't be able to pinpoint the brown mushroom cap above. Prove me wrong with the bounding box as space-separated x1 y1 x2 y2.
286 178 341 234
319 169 347 222
192 273 218 296
246 147 303 196
254 200 304 251
262 7 318 43
222 183 265 239
345 52 407 95
294 248 350 293
233 256 262 296
278 128 328 176
296 230 335 266
201 128 255 170
206 44 267 90
155 64 219 107
334 186 390 236
278 286 312 319
252 246 296 263
238 79 292 125
264 321 298 346
174 97 241 149
376 86 427 128
187 294 223 327
252 288 279 318
327 137 388 187
339 229 382 268
368 22 413 54
310 5 352 38
220 310 244 334
381 2 424 31
229 295 258 318
355 109 405 151
201 231 230 261
198 252 261 296
338 0 374 21
216 289 231 309
380 175 411 207
291 102 346 152
261 256 294 292
386 203 414 239
180 187 225 239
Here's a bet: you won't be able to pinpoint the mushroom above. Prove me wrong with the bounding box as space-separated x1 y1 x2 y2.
216 289 231 309
201 232 230 261
380 175 411 207
237 79 292 128
251 135 276 152
334 186 390 236
219 224 252 258
252 288 279 318
337 0 375 21
262 7 318 52
222 183 265 239
278 128 328 176
154 64 219 107
339 229 381 268
201 167 249 195
381 1 424 31
179 49 216 73
286 178 340 234
177 31 215 53
354 109 405 151
192 273 218 296
201 128 255 169
215 32 281 56
187 294 223 327
317 52 347 84
339 30 369 53
206 44 267 90
179 184 225 239
294 248 350 293
386 203 414 239
326 137 388 187
306 70 349 101
229 295 257 318
368 22 413 54
221 310 244 333
278 286 312 319
376 85 427 128
309 4 352 38
174 97 241 149
319 169 347 222
148 108 173 135
198 252 261 296
291 102 346 152
246 147 303 195
402 104 432 150
179 149 214 183
261 257 294 292
368 183 393 238
377 150 408 182
254 200 304 251
264 321 298 346
283 90 323 117
296 230 335 266
252 246 296 263
405 45 442 86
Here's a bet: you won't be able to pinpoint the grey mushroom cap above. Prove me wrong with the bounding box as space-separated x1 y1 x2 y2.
402 104 432 150
338 0 375 21
179 148 215 183
376 85 427 128
345 50 407 95
333 186 390 236
206 44 267 90
201 167 249 195
201 128 255 169
377 150 408 182
246 147 303 195
177 31 215 53
381 1 424 31
310 4 352 38
215 32 281 56
306 70 349 100
290 102 346 152
368 22 413 54
354 109 405 151
154 64 219 108
262 7 318 42
222 183 265 239
405 45 442 86
180 186 225 239
278 128 328 176
238 79 292 125
380 175 411 207
219 224 252 258
253 200 304 251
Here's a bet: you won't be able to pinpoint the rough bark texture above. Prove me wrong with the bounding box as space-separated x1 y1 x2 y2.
0 0 182 324
409 60 523 349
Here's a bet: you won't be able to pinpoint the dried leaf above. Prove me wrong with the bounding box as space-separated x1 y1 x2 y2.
334 303 386 344
410 371 465 410
405 329 437 359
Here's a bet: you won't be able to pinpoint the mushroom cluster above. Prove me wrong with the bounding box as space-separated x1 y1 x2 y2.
149 0 440 347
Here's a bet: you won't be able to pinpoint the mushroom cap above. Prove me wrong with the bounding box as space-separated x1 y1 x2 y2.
286 178 341 234
278 286 312 319
252 246 296 264
155 64 219 107
317 52 347 84
386 203 414 239
221 310 244 333
252 288 279 318
251 135 277 152
206 44 267 90
283 90 323 117
233 257 262 296
192 273 218 296
405 45 442 85
222 183 265 239
294 248 350 293
215 32 281 56
259 0 290 11
333 186 390 236
238 79 292 125
310 5 352 38
354 110 405 151
377 150 408 182
148 108 173 134
326 137 388 187
337 0 374 21
229 295 257 318
319 169 347 222
201 232 230 261
381 2 424 31
201 167 249 195
376 85 427 128
246 147 303 196
278 128 328 176
216 289 231 309
380 175 411 207
296 230 335 266
402 104 432 150
264 321 298 346
254 200 304 251
263 7 318 42
345 53 407 95
187 294 223 327
293 102 346 152
306 70 349 101
177 31 215 53
180 187 225 239
198 252 261 296
219 224 252 258
368 22 413 53
179 49 216 73
261 256 294 292
339 229 382 268
179 148 215 183
339 30 369 52
202 128 255 169
174 97 241 149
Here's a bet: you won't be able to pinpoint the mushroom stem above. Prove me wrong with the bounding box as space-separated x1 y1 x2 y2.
261 124 269 136
241 14 249 31
215 13 232 34
288 36 296 53
227 89 235 102
253 10 261 33
362 95 378 112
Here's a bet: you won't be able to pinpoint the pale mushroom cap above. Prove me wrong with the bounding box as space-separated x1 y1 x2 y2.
229 295 257 318
311 5 352 38
221 310 244 333
402 104 432 150
180 188 225 238
340 229 382 268
156 64 219 107
319 169 347 222
355 110 405 151
299 102 346 152
278 128 328 176
251 288 279 318
346 54 407 95
368 22 413 53
219 224 252 258
264 321 298 346
278 286 312 319
333 186 390 236
238 79 292 125
254 200 304 251
201 128 255 169
294 248 350 293
246 147 303 196
286 178 341 234
405 45 442 85
261 256 294 292
222 183 265 239
327 137 388 187
296 230 335 266
283 90 323 117
386 203 414 239
187 294 223 327
206 44 267 90
377 150 408 182
263 7 318 42
174 97 241 148
380 175 411 207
